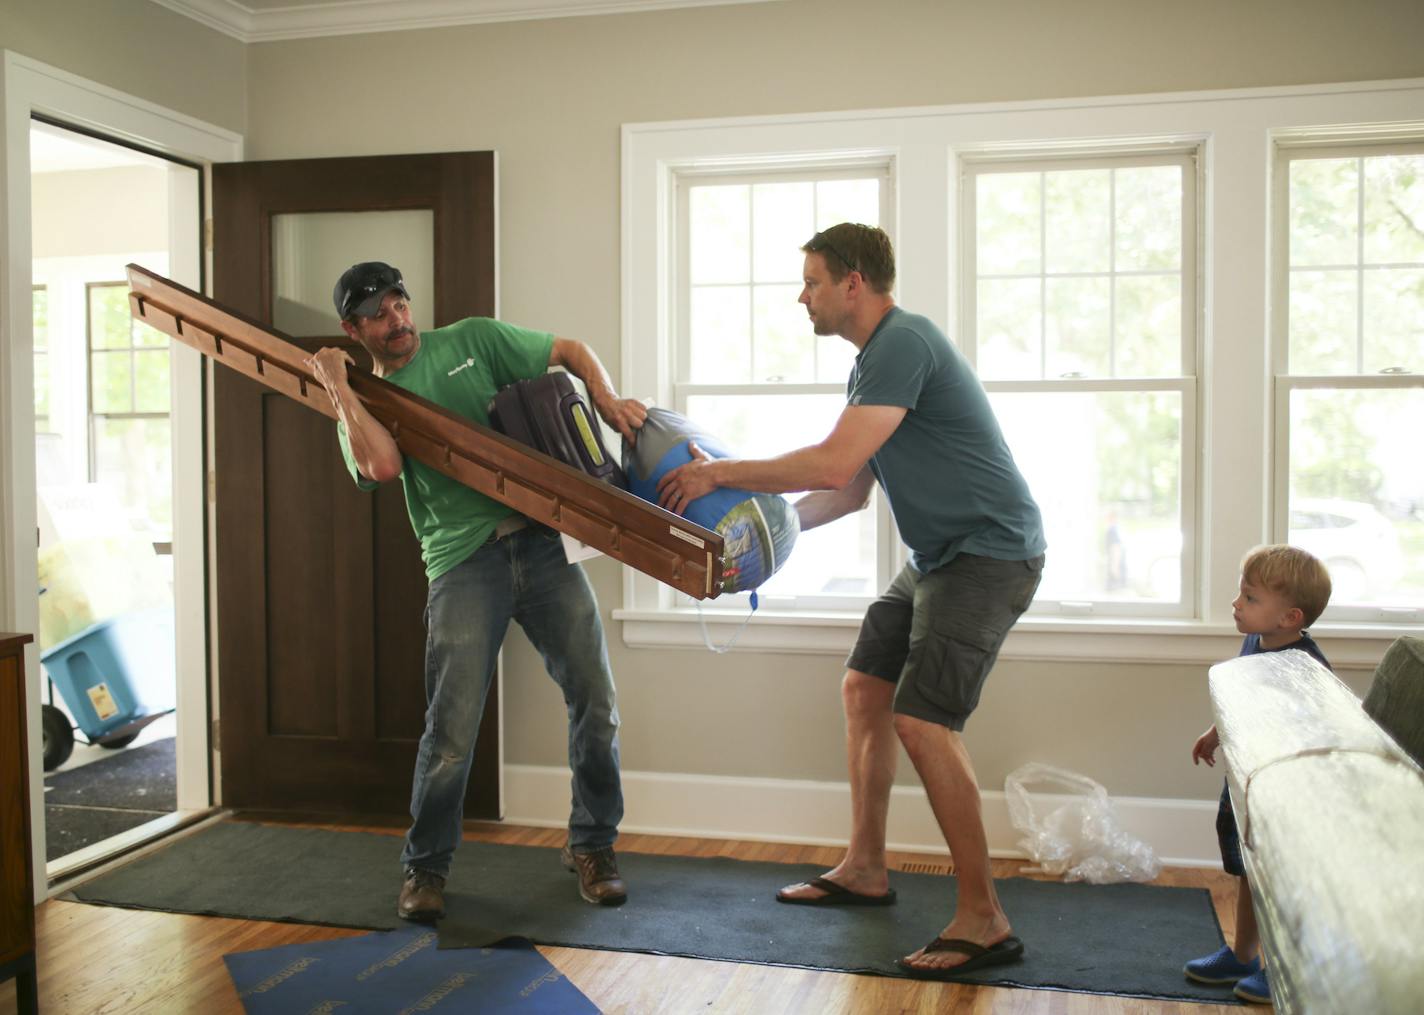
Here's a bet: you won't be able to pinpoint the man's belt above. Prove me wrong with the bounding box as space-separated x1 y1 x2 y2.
491 515 528 542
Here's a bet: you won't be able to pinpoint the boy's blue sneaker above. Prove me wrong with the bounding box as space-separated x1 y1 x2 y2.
1183 944 1260 984
1234 967 1272 1004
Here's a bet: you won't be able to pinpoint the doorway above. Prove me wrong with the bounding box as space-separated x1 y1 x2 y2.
28 120 200 875
2 53 241 903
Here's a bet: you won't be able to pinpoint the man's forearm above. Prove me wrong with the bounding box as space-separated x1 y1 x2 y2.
792 491 850 530
793 467 874 529
553 339 618 408
331 381 402 481
704 444 853 495
548 337 647 444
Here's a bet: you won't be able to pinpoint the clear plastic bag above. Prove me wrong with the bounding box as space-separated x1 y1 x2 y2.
1004 762 1161 884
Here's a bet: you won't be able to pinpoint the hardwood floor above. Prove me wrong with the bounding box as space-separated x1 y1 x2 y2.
0 820 1239 1014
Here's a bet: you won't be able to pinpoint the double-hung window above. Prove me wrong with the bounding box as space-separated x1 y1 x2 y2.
1274 142 1424 620
673 164 895 609
625 81 1424 659
87 281 173 537
963 150 1200 616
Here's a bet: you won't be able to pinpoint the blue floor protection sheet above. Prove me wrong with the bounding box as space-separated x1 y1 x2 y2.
224 926 599 1014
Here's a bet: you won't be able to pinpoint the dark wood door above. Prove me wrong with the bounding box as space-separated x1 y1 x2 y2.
212 153 499 817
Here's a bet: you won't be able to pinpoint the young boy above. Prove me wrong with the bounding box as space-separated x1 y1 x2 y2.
1185 544 1331 1005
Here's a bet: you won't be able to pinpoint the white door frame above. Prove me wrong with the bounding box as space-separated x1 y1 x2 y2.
1 51 241 901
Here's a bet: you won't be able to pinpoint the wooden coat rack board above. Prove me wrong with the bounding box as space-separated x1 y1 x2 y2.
126 264 723 600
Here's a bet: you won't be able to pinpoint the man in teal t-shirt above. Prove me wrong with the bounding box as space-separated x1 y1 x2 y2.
309 262 647 922
658 225 1045 980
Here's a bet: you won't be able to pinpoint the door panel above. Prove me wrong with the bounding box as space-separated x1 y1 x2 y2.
271 209 435 335
213 153 498 817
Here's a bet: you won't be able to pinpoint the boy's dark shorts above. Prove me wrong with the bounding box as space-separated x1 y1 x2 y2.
1216 780 1245 876
847 553 1044 730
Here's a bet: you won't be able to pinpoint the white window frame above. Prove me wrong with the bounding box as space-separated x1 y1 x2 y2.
621 80 1424 666
670 161 901 614
962 147 1202 619
1271 135 1424 625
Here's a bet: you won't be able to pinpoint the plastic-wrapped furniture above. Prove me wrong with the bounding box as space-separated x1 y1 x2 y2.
1209 647 1424 1015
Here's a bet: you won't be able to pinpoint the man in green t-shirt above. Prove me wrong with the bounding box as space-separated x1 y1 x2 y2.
658 225 1045 979
309 262 647 922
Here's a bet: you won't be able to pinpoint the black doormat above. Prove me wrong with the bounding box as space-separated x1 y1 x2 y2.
44 737 176 861
65 821 1238 1004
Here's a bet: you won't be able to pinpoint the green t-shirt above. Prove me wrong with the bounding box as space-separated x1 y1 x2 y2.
849 307 1046 572
338 317 555 581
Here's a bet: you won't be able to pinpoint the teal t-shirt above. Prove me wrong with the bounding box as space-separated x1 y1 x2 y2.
849 307 1046 573
338 317 555 581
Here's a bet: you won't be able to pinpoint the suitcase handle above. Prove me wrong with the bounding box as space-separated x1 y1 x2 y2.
564 397 606 468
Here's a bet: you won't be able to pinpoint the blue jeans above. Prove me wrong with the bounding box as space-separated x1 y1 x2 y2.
400 524 623 876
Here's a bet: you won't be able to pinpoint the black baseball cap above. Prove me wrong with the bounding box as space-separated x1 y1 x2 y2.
333 261 411 320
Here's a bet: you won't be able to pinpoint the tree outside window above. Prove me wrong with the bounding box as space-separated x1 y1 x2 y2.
967 154 1198 613
1279 147 1424 611
87 282 172 541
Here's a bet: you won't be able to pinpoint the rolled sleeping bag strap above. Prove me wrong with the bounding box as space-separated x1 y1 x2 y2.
696 590 758 655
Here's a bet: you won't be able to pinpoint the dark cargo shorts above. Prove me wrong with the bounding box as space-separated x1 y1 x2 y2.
847 552 1044 730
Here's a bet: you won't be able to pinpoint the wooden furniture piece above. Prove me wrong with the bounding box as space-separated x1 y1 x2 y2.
1210 648 1424 1015
126 263 726 600
0 632 37 1015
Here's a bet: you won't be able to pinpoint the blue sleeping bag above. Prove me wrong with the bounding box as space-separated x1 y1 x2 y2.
624 408 799 595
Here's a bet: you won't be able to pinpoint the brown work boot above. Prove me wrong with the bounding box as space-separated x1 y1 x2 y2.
561 842 628 906
397 867 446 922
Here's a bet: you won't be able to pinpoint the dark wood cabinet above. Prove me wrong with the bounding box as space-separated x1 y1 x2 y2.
0 632 37 1014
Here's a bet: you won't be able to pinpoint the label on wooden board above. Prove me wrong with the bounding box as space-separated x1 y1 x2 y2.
668 526 706 549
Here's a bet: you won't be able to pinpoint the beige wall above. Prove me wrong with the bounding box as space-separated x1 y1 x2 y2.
1 0 246 135
235 0 1421 803
8 0 1420 806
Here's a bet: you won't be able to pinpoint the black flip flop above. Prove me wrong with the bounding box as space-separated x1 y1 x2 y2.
895 935 1025 980
775 875 897 907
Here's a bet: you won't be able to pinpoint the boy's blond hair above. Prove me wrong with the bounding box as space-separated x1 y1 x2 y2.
1240 544 1332 628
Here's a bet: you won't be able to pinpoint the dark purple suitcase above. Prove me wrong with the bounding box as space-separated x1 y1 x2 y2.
487 372 628 489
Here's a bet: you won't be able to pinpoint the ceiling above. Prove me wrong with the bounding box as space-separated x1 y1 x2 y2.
32 1 776 169
29 122 161 175
148 0 775 43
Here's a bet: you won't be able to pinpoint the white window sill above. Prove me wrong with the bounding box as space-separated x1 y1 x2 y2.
613 607 1409 669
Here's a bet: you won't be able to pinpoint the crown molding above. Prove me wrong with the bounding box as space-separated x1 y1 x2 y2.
148 0 778 43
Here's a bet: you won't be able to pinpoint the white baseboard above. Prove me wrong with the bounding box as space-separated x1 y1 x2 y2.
504 764 1223 869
